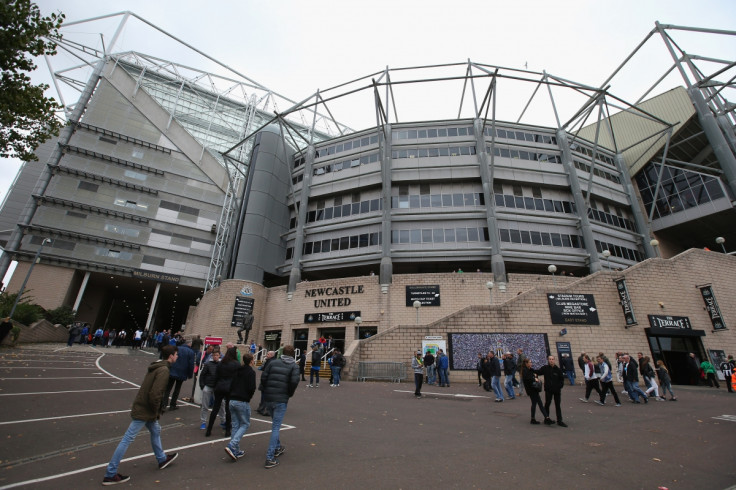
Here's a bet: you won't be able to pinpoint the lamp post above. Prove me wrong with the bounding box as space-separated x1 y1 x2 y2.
9 238 51 319
650 239 659 258
354 316 362 339
548 264 557 287
602 250 611 271
485 281 494 305
413 300 421 324
715 237 726 254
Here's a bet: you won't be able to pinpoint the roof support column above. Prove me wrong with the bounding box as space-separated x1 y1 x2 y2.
556 129 602 273
687 87 736 199
288 145 315 293
474 119 505 283
615 154 656 258
379 125 393 286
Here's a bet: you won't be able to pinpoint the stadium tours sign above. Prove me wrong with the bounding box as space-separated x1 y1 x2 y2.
547 293 600 325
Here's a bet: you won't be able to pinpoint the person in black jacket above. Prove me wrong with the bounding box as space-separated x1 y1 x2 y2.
298 350 306 381
308 345 321 388
225 353 256 461
206 347 238 437
536 355 567 427
199 350 225 430
521 358 554 426
261 345 300 468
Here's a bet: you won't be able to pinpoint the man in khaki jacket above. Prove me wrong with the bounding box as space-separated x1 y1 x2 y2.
102 344 180 485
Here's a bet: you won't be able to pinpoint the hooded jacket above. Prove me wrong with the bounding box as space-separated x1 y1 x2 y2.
169 344 195 380
261 355 300 404
131 360 170 421
229 364 256 402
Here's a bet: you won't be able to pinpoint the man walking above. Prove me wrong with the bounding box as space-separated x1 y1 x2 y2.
162 339 194 411
101 344 179 485
536 355 567 427
225 352 256 461
260 345 300 469
720 355 734 393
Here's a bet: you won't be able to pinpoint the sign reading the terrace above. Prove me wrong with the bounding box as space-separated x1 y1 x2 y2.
547 293 600 325
231 297 254 327
305 285 364 308
405 285 441 306
132 269 180 284
615 278 637 326
304 311 361 323
647 315 693 330
698 285 726 330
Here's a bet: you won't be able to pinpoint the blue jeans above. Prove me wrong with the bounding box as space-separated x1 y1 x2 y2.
105 419 166 478
438 368 449 386
504 375 516 398
426 365 436 385
564 370 576 386
228 400 251 452
491 376 504 399
624 379 648 401
266 402 288 460
331 366 342 385
309 368 320 385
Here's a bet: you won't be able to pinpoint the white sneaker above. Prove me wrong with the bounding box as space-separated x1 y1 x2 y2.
307 384 313 388
330 384 335 387
579 397 588 403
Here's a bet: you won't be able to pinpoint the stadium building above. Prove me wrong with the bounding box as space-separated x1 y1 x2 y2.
1 14 734 382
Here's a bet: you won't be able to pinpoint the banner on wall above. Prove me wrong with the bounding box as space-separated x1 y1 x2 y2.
698 285 727 331
422 337 446 357
614 278 637 326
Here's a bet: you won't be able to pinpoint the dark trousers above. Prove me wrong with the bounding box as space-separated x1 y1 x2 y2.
705 373 720 388
600 380 621 404
477 370 483 386
414 372 423 396
584 379 602 400
726 374 733 393
163 378 183 409
528 390 548 420
544 390 562 422
207 392 231 434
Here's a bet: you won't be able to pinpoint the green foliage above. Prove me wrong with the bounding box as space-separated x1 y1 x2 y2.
45 304 75 325
0 290 43 325
0 0 65 161
9 326 21 344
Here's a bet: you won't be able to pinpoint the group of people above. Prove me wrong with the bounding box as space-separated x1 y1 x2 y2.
306 342 345 388
411 349 450 398
102 341 301 485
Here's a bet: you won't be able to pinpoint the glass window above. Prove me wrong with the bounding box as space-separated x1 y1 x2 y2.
433 229 444 243
359 201 369 214
509 229 521 243
408 130 417 139
562 235 572 247
524 197 535 210
332 238 340 251
438 128 447 137
428 129 437 138
553 201 564 213
439 147 449 157
504 195 515 208
456 228 468 242
442 194 452 207
370 232 379 246
324 207 333 220
410 229 421 244
421 195 431 207
541 233 552 246
343 203 352 216
570 235 579 248
534 198 544 211
530 231 542 245
445 229 455 242
551 233 563 247
422 229 433 243
520 231 531 244
322 239 331 252
448 128 458 137
495 194 505 207
418 149 429 158
391 230 399 244
515 196 525 208
465 193 476 206
340 236 350 250
370 199 380 212
449 147 460 156
307 211 316 223
334 206 343 218
428 148 439 157
399 230 410 243
304 242 313 255
431 195 442 207
410 195 420 208
453 194 464 206
468 228 479 241
350 236 359 248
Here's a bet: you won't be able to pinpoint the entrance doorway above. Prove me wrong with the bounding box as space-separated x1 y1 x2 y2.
319 327 346 353
293 329 309 357
264 330 281 352
647 331 706 385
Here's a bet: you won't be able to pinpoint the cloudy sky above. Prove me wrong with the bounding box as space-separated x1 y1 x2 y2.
2 0 735 210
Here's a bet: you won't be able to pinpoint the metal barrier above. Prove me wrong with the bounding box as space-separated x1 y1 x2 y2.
357 361 407 383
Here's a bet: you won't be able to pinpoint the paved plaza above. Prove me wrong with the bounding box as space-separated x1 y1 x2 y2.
0 344 734 489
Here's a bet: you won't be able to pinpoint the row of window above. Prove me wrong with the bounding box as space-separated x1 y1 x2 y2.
104 223 141 238
572 159 622 185
391 227 489 244
488 146 562 164
392 193 484 209
594 240 643 262
494 193 577 215
309 134 380 161
393 126 475 140
310 152 381 176
483 127 558 146
96 247 133 260
286 231 383 259
569 141 616 168
499 228 585 249
295 198 383 228
392 145 477 159
635 163 726 220
587 208 636 232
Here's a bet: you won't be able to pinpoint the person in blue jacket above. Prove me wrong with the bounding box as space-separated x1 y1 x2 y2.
162 338 194 411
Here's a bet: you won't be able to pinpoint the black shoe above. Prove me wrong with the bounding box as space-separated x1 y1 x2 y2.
102 473 130 485
224 431 231 437
530 419 540 425
643 397 648 404
264 459 279 469
544 418 555 425
557 421 568 427
158 453 178 469
274 445 285 458
168 405 178 411
205 429 212 437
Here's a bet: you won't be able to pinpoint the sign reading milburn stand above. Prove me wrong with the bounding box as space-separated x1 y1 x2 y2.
132 269 180 284
547 293 600 325
304 311 361 323
405 285 441 306
231 297 254 327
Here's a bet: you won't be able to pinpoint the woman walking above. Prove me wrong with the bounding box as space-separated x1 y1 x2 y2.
656 360 677 401
206 347 238 437
596 355 621 406
521 358 554 425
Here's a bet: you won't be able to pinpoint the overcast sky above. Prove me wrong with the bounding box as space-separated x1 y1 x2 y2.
2 0 735 211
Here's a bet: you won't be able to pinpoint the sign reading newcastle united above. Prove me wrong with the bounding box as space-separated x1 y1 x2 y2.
547 293 600 325
231 297 254 327
405 285 441 306
614 278 637 326
304 311 361 323
305 285 364 308
698 285 727 330
647 314 693 330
